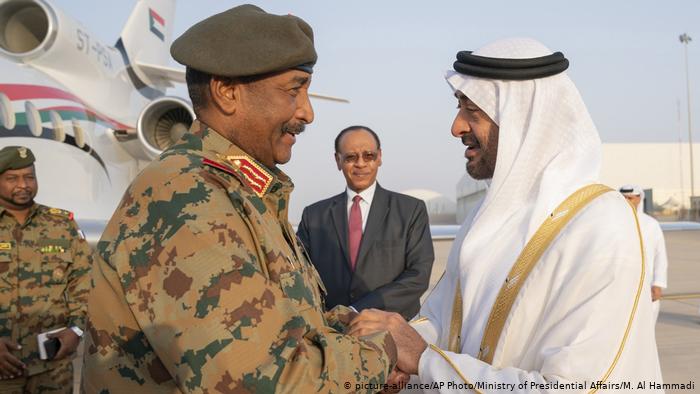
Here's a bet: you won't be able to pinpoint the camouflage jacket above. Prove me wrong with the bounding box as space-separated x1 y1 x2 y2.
82 121 396 393
0 204 93 375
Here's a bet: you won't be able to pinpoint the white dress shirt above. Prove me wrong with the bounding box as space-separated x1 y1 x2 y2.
345 181 376 233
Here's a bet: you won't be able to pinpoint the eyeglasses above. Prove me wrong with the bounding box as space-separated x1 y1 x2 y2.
339 151 379 164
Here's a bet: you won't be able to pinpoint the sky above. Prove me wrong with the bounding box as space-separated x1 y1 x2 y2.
53 0 700 223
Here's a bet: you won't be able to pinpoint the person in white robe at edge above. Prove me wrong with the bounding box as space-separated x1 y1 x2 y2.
619 185 668 324
348 38 663 393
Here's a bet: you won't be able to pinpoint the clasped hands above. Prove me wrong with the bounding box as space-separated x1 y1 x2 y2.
348 309 427 392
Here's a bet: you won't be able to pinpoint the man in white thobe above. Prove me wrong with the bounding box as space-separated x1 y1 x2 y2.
349 38 663 393
620 184 668 323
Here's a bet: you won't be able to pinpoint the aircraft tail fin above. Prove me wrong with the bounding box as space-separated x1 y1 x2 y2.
118 0 176 88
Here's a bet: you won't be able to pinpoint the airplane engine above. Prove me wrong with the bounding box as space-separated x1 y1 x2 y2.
0 0 58 61
0 0 113 87
136 97 194 159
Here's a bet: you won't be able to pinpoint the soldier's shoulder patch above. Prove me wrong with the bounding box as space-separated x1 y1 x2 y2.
202 158 237 176
221 155 272 198
46 207 74 221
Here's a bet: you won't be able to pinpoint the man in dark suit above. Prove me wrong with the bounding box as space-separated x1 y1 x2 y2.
297 126 434 320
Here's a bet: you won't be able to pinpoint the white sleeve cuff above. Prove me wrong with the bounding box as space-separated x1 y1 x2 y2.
70 326 84 338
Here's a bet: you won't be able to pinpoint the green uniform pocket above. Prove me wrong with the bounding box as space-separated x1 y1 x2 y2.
0 250 12 289
39 239 72 285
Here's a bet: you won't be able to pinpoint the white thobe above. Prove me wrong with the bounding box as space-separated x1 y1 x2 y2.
637 212 668 323
412 193 663 393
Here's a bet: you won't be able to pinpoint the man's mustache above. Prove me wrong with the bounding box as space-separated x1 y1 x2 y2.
461 135 478 146
283 122 306 135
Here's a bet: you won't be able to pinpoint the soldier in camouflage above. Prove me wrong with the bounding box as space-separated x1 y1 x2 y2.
0 146 93 393
82 4 399 393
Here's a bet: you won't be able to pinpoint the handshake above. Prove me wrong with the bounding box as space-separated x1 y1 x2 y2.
347 309 428 392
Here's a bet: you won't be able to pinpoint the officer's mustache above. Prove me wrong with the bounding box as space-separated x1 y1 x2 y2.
1 193 33 208
282 122 305 136
12 188 33 198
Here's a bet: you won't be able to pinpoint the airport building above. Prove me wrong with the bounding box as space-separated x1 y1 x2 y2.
401 189 457 225
456 143 700 222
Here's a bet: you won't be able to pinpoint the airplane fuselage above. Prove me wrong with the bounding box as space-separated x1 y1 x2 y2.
0 0 188 229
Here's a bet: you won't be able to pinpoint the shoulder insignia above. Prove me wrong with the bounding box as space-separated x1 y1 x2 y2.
0 242 11 250
222 155 272 198
47 207 74 220
202 158 237 176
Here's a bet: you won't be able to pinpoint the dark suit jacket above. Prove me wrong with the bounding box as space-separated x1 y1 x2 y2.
297 184 434 319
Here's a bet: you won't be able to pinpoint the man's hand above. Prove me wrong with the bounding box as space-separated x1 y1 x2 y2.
46 328 80 360
348 309 427 375
0 337 26 380
651 286 663 302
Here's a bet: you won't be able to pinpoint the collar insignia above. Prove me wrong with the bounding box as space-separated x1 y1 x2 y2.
0 243 11 250
223 155 272 197
202 158 236 176
47 208 74 220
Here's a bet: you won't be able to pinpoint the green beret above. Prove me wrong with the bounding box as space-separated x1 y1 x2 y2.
171 4 317 77
0 146 35 174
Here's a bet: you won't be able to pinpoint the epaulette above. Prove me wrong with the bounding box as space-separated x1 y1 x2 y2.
202 158 237 176
220 155 272 198
203 155 273 198
46 207 74 221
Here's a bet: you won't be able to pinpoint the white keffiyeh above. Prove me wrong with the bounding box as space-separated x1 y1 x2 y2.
414 38 661 393
423 37 602 355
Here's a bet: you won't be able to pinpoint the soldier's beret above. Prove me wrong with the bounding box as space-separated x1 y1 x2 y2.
171 4 317 77
0 146 35 174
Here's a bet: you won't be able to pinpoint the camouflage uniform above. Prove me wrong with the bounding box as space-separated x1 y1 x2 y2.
83 121 396 393
0 204 93 393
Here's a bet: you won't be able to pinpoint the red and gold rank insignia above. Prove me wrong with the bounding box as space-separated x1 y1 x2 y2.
202 158 236 176
223 155 272 197
48 208 74 220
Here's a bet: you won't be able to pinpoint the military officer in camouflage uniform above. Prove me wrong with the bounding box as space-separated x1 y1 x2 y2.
0 146 93 393
83 5 398 393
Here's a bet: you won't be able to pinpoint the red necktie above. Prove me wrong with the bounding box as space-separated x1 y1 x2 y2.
348 195 363 271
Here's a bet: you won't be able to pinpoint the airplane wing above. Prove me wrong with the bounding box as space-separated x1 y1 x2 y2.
135 62 185 87
659 221 700 231
306 93 349 103
135 62 349 102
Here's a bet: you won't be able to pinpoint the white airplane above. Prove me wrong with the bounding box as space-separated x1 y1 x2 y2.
3 0 693 246
0 0 346 244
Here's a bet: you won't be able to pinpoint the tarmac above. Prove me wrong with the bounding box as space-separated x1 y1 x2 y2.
71 230 699 392
654 230 700 393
